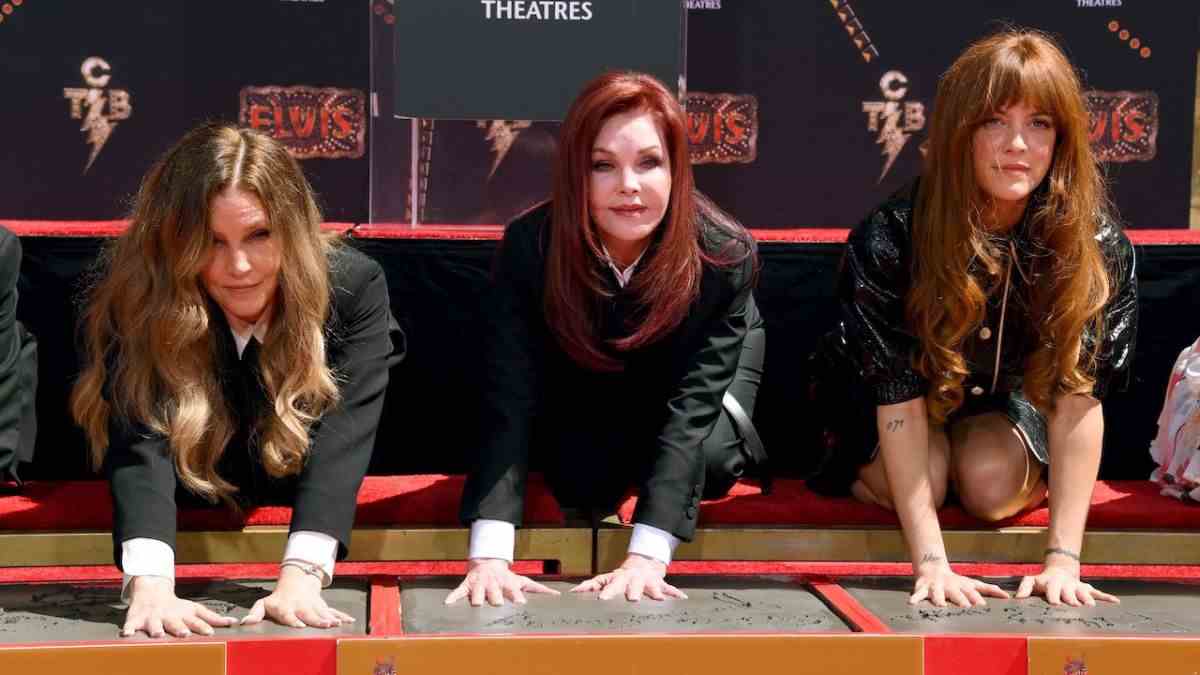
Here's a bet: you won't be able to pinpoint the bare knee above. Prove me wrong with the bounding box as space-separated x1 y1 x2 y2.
955 457 1027 521
951 416 1029 522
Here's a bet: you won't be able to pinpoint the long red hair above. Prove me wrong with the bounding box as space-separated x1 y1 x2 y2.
545 71 747 371
909 30 1113 420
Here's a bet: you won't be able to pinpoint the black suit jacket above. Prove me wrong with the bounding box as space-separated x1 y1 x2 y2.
0 228 25 480
105 246 403 568
460 203 757 541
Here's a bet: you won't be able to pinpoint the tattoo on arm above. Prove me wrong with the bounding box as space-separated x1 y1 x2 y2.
886 419 904 432
919 553 944 565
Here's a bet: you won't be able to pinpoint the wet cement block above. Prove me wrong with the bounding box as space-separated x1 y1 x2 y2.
402 575 850 635
843 576 1200 635
0 578 367 643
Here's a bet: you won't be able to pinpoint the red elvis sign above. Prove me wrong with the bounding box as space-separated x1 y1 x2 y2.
239 85 366 160
686 92 758 165
1086 90 1158 163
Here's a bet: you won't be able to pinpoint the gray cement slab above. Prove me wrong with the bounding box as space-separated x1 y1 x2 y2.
402 575 850 635
0 578 367 643
842 576 1200 635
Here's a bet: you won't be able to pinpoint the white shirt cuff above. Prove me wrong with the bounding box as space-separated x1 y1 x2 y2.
468 519 515 563
120 537 175 603
284 530 338 587
628 523 681 566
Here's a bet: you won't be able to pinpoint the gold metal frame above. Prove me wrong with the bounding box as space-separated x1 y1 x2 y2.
0 527 593 577
596 526 1200 572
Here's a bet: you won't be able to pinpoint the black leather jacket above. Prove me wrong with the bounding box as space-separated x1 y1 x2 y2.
823 179 1138 411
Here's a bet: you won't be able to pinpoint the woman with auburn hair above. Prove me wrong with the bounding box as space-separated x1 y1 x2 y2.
449 71 765 605
805 30 1137 607
71 123 403 637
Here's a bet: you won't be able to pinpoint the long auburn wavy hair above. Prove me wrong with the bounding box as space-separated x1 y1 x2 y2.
71 122 340 503
545 71 752 371
909 29 1113 422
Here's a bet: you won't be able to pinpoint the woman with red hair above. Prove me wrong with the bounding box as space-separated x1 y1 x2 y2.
450 71 765 605
806 30 1137 608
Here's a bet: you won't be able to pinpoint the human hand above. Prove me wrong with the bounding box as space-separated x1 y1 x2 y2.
444 558 560 607
910 558 1010 608
1015 558 1118 607
240 564 355 628
570 553 687 602
122 575 236 638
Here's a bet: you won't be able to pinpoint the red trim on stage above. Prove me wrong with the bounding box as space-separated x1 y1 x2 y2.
4 219 1198 245
369 575 403 637
807 577 891 634
668 561 1200 580
924 635 1027 675
353 223 504 240
227 637 336 675
0 220 354 237
0 561 548 584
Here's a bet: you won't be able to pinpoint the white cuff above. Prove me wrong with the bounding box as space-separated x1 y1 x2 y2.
628 523 680 566
120 537 175 603
284 530 338 587
468 519 515 563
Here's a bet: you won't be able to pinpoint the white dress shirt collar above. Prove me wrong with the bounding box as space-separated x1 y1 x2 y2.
599 242 648 289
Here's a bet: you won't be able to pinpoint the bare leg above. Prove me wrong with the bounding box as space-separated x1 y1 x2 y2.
852 424 950 511
950 412 1046 522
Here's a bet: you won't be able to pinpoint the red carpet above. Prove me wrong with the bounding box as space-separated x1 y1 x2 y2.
617 479 1200 530
4 477 1196 533
0 474 564 531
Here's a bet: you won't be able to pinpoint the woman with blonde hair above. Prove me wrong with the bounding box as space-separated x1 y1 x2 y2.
72 122 403 637
806 30 1137 607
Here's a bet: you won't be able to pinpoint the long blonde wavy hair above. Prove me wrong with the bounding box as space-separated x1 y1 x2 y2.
909 29 1113 422
71 123 340 503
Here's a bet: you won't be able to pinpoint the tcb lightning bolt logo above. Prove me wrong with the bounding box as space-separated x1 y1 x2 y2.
862 71 925 183
63 57 133 174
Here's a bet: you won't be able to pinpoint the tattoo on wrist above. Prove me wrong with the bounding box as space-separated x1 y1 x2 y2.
886 419 905 432
1044 547 1080 562
919 553 944 565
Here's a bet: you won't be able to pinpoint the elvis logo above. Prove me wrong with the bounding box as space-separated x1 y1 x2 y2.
63 57 133 174
686 93 757 165
1086 90 1157 163
862 70 925 182
240 86 366 159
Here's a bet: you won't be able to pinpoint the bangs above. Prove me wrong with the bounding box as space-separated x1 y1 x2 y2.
970 40 1074 125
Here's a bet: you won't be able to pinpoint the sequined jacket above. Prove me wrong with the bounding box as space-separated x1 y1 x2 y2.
826 180 1138 411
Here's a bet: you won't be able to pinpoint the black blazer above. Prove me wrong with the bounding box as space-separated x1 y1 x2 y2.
460 203 758 542
105 247 403 568
0 228 26 481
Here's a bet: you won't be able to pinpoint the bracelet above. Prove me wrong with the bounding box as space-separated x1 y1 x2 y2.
1044 547 1080 562
280 558 326 583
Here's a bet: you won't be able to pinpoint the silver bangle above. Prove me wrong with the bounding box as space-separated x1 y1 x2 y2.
280 558 326 582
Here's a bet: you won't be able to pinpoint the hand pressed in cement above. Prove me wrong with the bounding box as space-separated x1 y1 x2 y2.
571 553 688 602
445 558 561 607
240 564 356 629
122 576 236 638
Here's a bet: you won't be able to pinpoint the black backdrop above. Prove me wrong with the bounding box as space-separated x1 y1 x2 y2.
2 2 1199 484
2 1 1196 228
